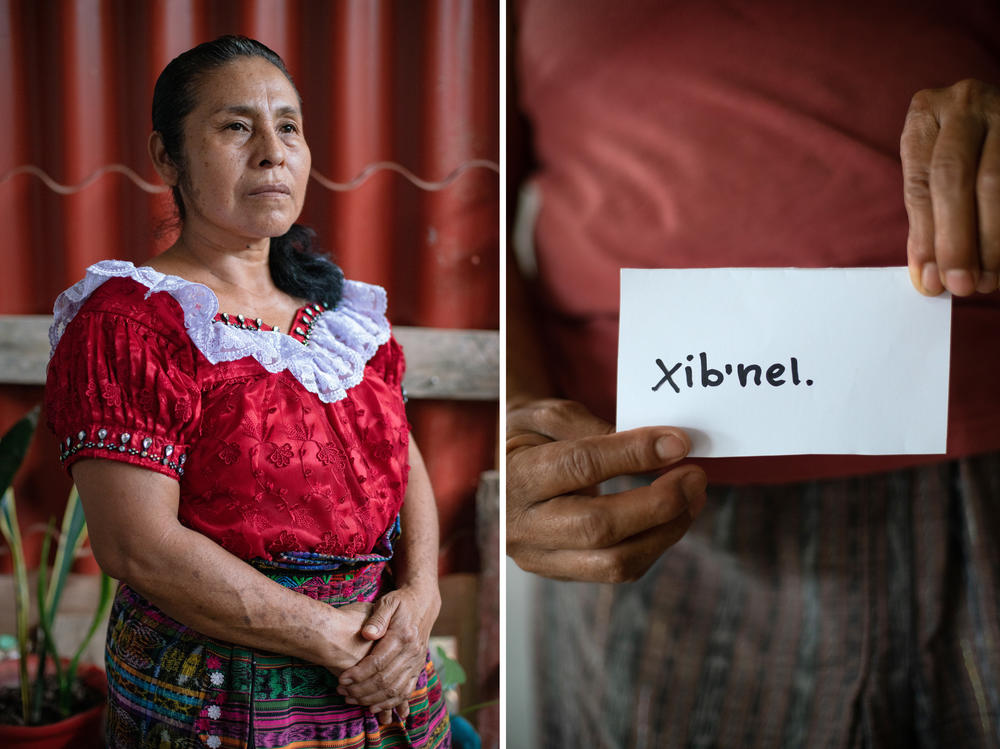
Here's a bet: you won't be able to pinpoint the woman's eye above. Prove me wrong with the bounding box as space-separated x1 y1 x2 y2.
226 122 249 132
280 123 299 134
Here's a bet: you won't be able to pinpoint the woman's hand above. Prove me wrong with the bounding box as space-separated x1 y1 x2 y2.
901 78 1000 296
507 398 707 583
321 602 376 674
336 584 441 725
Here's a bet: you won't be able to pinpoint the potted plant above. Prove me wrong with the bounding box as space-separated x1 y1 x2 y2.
0 406 113 748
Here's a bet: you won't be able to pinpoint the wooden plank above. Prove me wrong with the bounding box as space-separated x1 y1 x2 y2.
0 315 52 385
0 316 498 400
393 326 498 401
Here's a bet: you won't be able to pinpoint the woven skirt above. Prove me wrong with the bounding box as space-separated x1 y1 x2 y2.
535 453 1000 748
104 558 451 749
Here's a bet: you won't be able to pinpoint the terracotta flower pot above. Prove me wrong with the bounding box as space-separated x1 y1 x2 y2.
0 656 107 749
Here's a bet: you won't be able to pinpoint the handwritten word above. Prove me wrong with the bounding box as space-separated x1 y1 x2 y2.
651 352 813 393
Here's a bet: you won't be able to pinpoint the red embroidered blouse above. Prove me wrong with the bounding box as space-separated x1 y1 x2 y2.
45 261 410 561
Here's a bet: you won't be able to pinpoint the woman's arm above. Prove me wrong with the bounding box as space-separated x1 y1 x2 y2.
336 438 442 723
72 459 373 672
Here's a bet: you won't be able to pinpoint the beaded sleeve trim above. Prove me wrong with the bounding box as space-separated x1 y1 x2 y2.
49 260 391 404
58 427 187 477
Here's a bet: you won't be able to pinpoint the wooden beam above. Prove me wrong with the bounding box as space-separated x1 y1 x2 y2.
0 316 498 401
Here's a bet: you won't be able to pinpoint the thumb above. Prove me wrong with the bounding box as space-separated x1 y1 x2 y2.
362 596 398 640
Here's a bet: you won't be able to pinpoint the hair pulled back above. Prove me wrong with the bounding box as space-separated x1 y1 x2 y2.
152 35 343 307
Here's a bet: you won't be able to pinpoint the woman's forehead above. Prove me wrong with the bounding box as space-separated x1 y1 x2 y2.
194 57 301 115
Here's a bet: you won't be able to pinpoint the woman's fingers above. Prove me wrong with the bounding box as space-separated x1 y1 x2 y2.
344 656 415 708
513 511 696 583
902 79 1000 296
929 110 985 295
902 92 941 295
360 596 397 641
506 396 705 582
508 465 705 551
507 397 615 442
977 125 1000 292
508 425 691 502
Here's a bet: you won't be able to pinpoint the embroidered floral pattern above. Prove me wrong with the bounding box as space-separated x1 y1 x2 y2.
217 442 241 465
316 442 347 469
267 443 294 467
267 530 304 556
314 531 339 555
174 396 192 422
370 438 394 462
101 383 122 406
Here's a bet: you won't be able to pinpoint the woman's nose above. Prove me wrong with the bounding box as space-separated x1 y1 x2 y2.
256 127 285 167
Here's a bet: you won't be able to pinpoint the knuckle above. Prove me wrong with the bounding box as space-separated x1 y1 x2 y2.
978 166 1000 200
601 555 645 584
533 398 583 431
950 78 981 104
908 88 936 114
650 487 685 522
902 173 931 206
931 153 975 190
574 508 616 548
562 443 602 484
401 624 419 644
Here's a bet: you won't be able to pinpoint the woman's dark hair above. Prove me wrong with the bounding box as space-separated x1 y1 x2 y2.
152 35 343 307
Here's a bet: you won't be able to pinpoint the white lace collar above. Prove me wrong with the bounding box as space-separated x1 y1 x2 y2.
49 259 391 404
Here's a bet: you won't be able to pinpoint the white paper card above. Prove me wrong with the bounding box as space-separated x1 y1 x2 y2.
617 268 951 457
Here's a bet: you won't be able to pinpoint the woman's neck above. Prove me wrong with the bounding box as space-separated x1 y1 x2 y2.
145 232 306 328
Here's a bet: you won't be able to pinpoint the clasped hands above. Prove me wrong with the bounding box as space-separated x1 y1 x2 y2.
331 584 440 726
508 79 1000 584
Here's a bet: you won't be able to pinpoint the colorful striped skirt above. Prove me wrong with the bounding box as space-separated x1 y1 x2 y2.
104 557 451 748
535 453 1000 748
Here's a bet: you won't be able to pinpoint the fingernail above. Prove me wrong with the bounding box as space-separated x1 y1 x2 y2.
339 678 353 686
681 472 707 518
944 269 975 296
976 271 997 294
346 697 358 705
364 625 379 636
655 434 686 461
921 262 943 294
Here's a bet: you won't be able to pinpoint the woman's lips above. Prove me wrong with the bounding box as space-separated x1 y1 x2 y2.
249 183 291 197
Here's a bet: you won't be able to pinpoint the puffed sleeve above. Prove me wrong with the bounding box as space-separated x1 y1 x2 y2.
367 333 406 389
45 308 201 480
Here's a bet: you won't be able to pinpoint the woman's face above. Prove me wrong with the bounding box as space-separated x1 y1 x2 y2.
175 56 311 244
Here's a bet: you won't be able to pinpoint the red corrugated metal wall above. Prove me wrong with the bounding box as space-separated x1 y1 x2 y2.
0 0 499 574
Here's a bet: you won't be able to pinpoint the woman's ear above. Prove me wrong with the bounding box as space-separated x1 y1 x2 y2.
148 131 179 187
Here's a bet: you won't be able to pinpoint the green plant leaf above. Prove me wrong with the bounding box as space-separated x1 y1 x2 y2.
44 485 88 621
0 408 40 724
433 644 467 693
0 488 30 725
0 406 39 499
32 519 58 723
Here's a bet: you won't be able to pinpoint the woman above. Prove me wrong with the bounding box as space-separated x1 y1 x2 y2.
45 36 450 748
